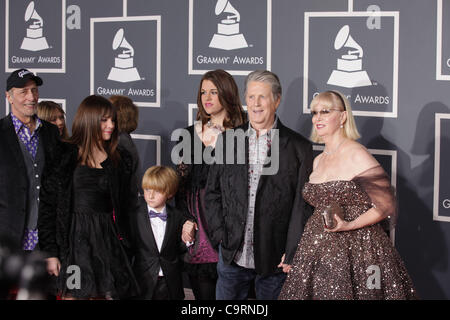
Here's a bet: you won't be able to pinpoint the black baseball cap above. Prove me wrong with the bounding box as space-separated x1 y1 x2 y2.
6 68 43 91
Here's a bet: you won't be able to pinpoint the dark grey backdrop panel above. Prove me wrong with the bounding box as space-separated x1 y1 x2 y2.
7 0 64 71
2 0 450 299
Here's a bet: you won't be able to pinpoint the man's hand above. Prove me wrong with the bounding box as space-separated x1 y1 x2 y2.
46 257 61 276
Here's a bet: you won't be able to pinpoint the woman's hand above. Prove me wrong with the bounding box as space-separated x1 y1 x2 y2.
181 220 198 243
324 214 351 233
46 257 61 276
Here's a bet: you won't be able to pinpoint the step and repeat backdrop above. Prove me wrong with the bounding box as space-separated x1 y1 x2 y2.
2 0 450 299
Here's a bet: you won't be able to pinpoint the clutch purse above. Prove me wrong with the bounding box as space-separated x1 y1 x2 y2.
321 202 344 229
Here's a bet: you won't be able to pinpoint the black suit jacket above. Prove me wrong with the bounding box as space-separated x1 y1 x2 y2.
0 114 59 249
131 198 187 300
204 119 313 276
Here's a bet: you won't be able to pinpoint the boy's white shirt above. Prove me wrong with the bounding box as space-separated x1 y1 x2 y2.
147 204 166 276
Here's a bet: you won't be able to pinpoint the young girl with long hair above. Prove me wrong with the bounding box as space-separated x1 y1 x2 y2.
175 69 246 300
38 95 139 299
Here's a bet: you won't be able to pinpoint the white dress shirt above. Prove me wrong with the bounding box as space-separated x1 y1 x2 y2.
234 117 277 269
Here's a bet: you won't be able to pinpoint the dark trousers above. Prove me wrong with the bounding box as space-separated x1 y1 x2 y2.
216 248 286 300
188 274 216 300
151 277 169 300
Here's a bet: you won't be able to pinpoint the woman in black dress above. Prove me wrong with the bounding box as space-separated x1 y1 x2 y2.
38 95 139 299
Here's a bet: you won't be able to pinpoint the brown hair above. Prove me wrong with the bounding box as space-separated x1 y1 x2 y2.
196 69 246 129
109 95 139 134
142 166 179 198
37 100 69 139
68 95 120 167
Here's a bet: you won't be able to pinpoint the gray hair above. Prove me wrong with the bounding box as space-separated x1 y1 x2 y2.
244 70 282 101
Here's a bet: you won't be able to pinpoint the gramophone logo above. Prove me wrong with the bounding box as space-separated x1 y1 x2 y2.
327 25 372 88
209 0 248 50
304 12 398 117
107 28 141 83
20 1 49 52
91 16 160 107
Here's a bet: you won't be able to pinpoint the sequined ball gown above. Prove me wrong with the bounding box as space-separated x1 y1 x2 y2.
279 166 418 300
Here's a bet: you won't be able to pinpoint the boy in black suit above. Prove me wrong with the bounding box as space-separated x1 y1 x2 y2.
131 166 187 300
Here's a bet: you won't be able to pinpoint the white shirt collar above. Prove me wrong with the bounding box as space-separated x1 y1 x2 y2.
248 115 278 136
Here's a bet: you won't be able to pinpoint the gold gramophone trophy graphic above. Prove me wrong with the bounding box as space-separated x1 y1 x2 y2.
107 28 141 83
327 25 372 88
20 1 50 51
209 0 248 50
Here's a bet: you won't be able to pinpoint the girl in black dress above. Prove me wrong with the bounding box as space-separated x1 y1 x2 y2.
38 95 139 299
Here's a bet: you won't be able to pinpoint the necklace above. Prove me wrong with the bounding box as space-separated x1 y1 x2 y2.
324 139 346 155
206 119 225 132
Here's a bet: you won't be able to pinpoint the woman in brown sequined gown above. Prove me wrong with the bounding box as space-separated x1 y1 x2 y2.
278 91 417 300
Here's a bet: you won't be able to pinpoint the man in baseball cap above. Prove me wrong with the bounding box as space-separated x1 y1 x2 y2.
1 68 59 253
6 68 43 92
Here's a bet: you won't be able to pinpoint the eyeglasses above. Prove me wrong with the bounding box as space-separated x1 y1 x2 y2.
310 109 343 117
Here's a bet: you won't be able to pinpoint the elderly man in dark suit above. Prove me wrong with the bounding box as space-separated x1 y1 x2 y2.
204 70 313 300
0 69 59 251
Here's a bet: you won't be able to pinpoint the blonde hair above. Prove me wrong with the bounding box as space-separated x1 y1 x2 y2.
142 166 179 198
37 100 69 139
309 90 360 143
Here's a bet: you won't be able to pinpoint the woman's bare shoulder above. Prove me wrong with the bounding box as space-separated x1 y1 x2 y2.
346 142 379 174
312 151 324 170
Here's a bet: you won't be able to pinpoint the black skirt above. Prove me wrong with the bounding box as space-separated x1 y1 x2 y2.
58 165 139 299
